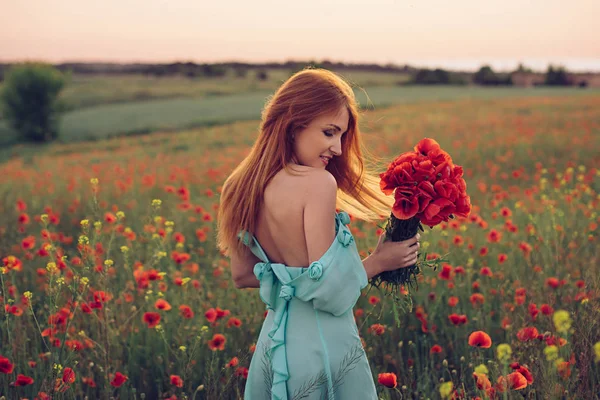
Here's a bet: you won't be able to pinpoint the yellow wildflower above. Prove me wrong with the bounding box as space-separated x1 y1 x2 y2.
496 343 512 362
90 178 99 185
23 291 33 300
544 345 559 361
594 342 600 363
474 364 489 375
553 310 572 333
116 211 125 220
439 381 453 399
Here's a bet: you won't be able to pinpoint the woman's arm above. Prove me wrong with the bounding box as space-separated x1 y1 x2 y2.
362 254 383 280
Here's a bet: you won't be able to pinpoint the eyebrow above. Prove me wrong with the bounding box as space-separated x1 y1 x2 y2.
325 124 347 133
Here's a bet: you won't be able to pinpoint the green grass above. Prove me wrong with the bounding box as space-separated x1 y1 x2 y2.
1 85 598 156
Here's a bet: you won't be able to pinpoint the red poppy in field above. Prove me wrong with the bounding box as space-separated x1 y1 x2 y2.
377 372 397 388
22 235 36 250
179 305 194 319
205 308 217 323
142 312 161 328
227 317 242 328
226 356 239 368
0 356 14 374
82 376 97 387
468 331 492 348
104 212 117 224
438 263 454 280
155 299 172 311
516 327 539 342
487 229 502 243
448 296 459 307
506 371 528 390
235 367 249 379
546 277 560 289
498 253 508 264
11 374 34 386
369 295 380 305
430 344 443 354
510 364 534 384
470 293 485 306
208 334 226 351
110 372 128 387
170 375 183 388
473 372 491 390
540 304 554 315
62 367 76 384
369 324 386 336
215 307 230 320
448 313 468 326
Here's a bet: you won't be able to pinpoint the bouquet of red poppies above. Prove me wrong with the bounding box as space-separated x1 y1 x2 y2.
372 138 471 288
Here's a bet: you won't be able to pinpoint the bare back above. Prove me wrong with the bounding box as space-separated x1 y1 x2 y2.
254 165 324 268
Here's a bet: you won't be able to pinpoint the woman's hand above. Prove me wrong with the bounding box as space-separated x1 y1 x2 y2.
373 232 420 273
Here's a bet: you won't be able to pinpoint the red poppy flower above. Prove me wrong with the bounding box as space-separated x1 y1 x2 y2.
468 331 492 348
0 356 14 374
369 324 386 336
227 357 239 368
142 312 161 328
448 297 459 307
62 367 76 384
205 308 217 323
208 334 226 351
110 372 128 387
430 344 443 354
448 313 468 326
506 372 528 390
179 305 194 319
516 327 539 342
11 374 34 386
473 372 491 390
377 372 397 388
155 299 172 311
170 375 183 388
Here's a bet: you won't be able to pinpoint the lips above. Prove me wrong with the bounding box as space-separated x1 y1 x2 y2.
320 156 330 165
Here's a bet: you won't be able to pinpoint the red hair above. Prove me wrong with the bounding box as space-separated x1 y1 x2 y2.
217 68 393 258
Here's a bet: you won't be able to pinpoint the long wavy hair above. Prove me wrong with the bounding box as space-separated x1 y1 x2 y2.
217 68 394 258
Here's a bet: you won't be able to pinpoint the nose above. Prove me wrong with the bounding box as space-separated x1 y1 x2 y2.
330 138 342 157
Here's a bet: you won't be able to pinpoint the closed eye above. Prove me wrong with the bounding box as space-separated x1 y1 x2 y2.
323 130 335 137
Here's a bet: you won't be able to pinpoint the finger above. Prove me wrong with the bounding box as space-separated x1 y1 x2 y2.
405 236 418 247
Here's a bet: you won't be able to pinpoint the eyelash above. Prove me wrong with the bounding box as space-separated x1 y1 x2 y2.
323 130 335 137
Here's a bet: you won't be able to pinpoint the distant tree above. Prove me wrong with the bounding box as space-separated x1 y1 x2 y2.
515 63 533 73
201 64 227 78
412 68 467 85
473 65 512 86
0 63 67 142
256 70 269 81
545 65 570 86
473 65 496 85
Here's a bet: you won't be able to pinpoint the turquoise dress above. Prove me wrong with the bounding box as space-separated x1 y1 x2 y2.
238 211 378 400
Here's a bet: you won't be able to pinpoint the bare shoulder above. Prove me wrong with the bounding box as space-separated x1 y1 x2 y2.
299 168 338 203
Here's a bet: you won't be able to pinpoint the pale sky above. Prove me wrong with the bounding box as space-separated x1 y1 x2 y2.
2 0 599 71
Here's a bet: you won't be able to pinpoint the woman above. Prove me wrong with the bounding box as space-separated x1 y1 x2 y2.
217 68 420 400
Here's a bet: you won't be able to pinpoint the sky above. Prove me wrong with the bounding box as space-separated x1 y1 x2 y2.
1 0 599 72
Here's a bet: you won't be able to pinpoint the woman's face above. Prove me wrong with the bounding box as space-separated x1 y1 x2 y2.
290 106 349 169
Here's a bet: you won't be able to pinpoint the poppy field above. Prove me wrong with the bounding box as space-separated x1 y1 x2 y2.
0 92 599 399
